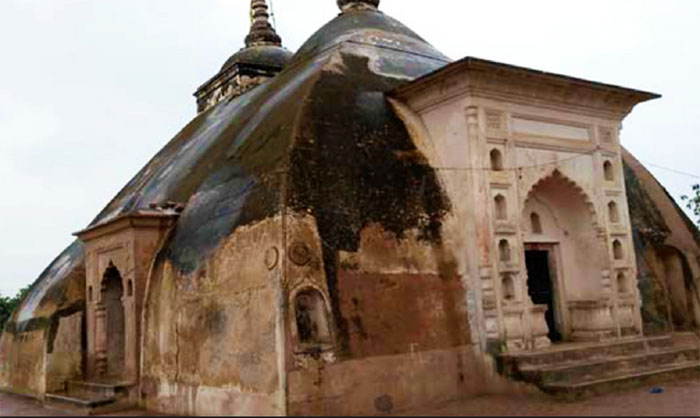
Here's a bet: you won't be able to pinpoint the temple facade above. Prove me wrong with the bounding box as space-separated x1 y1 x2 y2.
1 0 698 416
391 58 655 351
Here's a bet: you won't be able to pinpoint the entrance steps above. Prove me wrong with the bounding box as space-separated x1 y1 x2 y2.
498 333 700 399
45 380 136 415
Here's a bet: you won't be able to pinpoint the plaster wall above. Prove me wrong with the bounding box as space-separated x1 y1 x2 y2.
141 216 285 416
0 330 46 396
286 220 520 416
0 249 85 398
45 312 83 393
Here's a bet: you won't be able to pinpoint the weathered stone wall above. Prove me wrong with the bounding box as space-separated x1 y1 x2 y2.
0 242 85 398
335 225 470 358
45 312 84 393
141 216 285 416
286 222 516 416
622 149 700 333
0 330 46 396
288 345 500 416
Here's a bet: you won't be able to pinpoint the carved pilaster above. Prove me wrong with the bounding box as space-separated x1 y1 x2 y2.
95 302 107 376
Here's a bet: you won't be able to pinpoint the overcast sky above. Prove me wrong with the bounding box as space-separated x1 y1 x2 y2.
1 0 699 297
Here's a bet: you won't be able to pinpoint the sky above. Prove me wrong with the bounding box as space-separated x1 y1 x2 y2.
0 0 699 297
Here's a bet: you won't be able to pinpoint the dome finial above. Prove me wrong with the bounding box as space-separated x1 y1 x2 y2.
245 0 282 47
337 0 380 13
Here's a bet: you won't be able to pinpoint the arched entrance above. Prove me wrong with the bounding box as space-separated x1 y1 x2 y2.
101 264 125 378
655 246 696 330
522 171 603 342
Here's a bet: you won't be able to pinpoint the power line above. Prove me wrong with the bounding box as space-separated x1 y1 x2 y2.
432 149 597 172
641 161 700 181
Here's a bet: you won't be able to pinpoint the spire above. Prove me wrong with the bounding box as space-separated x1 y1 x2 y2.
245 0 282 47
337 0 380 12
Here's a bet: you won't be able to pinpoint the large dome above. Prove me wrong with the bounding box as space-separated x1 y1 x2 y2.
8 5 453 329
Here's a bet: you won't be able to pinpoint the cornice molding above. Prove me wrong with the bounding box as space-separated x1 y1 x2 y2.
392 57 660 120
75 211 178 242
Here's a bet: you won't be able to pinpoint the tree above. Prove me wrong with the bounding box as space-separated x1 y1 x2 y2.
681 184 700 226
0 286 31 333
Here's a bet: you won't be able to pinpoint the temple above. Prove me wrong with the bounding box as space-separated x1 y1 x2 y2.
1 0 698 415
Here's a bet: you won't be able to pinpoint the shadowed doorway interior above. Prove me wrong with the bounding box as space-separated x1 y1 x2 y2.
525 250 562 342
101 265 125 379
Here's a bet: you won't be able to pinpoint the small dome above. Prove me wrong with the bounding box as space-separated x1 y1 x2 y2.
221 45 293 73
219 0 292 73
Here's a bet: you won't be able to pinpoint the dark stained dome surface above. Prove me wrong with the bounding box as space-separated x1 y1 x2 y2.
291 8 449 67
10 7 452 328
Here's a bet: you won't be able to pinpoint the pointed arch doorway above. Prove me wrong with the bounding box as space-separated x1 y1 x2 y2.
98 263 126 379
522 171 604 343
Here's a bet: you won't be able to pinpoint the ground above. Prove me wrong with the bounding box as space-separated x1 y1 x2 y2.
401 378 700 417
1 379 699 416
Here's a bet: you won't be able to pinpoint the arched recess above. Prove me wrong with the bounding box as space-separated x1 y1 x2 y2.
613 240 624 260
101 263 125 378
603 160 614 181
617 271 629 294
502 274 516 302
531 212 543 234
499 239 511 262
490 149 504 171
523 170 600 229
655 246 697 330
608 201 620 224
293 287 332 348
494 194 508 220
522 170 603 302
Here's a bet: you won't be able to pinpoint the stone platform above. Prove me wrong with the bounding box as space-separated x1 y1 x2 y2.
498 333 700 399
45 380 136 416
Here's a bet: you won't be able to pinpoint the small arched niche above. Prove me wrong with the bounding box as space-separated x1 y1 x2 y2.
490 149 504 171
502 274 516 302
498 239 511 262
603 161 614 182
294 289 331 346
127 280 134 297
608 201 620 224
617 272 629 294
530 212 543 234
101 263 125 377
88 286 93 302
613 239 624 260
495 194 507 220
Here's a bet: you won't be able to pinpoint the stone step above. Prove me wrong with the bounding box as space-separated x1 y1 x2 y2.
673 331 700 347
45 380 137 415
519 346 700 384
499 335 673 372
45 392 116 416
542 360 700 400
46 389 138 416
66 380 133 399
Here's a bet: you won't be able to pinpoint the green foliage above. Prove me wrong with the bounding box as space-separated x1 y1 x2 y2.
681 184 700 227
0 286 31 333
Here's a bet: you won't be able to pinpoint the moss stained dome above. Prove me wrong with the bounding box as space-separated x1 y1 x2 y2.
6 2 452 334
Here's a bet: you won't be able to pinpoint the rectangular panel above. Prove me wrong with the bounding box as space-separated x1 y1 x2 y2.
513 117 591 142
